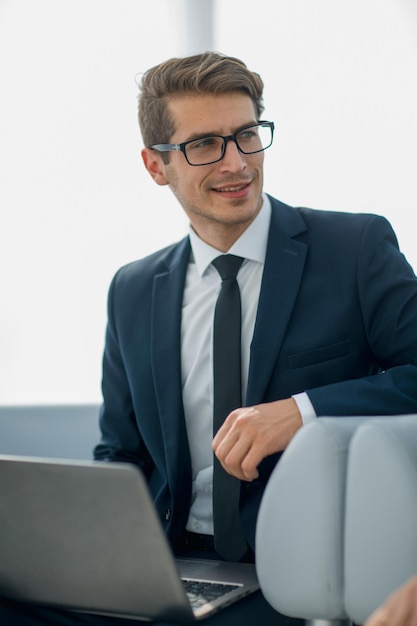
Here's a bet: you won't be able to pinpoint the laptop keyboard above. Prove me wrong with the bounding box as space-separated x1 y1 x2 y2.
182 579 239 609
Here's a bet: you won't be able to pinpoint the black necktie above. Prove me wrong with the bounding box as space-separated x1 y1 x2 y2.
212 254 248 561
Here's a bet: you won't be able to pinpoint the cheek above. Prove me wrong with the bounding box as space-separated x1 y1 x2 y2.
168 166 206 196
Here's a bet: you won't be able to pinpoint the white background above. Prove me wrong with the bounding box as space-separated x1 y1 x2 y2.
1 0 416 405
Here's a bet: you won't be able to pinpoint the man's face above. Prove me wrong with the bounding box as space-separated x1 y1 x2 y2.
142 92 265 250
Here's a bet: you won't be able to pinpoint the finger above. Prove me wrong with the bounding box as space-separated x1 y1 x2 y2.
364 607 388 626
240 446 263 481
365 581 417 626
212 409 240 451
215 432 261 481
214 433 248 478
385 592 414 626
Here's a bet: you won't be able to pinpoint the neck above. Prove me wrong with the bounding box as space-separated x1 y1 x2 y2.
190 215 259 253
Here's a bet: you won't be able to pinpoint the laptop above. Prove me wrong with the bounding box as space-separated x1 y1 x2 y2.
0 454 259 622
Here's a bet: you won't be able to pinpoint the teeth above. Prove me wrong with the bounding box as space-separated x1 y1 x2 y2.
218 185 246 192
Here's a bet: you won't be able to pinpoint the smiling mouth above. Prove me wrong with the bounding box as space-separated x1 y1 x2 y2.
212 181 251 193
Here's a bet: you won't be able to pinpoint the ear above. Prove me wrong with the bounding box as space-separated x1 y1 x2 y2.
141 148 169 186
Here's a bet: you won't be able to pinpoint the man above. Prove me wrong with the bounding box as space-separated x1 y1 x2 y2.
94 50 417 549
2 51 417 625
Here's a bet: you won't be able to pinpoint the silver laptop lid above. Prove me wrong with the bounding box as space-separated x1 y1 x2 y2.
0 455 194 622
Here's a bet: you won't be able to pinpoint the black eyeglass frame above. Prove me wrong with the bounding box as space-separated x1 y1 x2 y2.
150 121 275 166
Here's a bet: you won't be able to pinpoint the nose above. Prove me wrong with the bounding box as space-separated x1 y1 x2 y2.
219 138 247 172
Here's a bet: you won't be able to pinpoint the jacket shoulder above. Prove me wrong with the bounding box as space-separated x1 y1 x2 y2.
111 236 190 287
267 194 394 240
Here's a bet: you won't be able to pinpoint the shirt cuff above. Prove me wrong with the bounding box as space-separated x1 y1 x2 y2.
292 392 317 425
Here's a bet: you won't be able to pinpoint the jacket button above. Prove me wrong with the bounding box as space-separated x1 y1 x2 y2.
165 508 172 521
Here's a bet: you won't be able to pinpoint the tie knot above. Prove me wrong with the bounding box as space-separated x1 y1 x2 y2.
212 255 244 281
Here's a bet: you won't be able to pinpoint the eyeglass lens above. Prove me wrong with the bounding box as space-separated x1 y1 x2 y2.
185 123 273 165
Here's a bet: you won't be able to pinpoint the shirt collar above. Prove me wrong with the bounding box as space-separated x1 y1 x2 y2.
189 194 271 277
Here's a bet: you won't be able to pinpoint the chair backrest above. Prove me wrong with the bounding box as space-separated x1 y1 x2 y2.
0 404 101 460
255 416 366 622
344 414 417 624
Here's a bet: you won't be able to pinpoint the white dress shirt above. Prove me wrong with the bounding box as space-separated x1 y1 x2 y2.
181 195 315 535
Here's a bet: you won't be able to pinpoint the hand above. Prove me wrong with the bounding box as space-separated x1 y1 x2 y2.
212 398 303 482
364 575 417 626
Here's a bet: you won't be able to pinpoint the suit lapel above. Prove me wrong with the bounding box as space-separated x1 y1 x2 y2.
151 237 192 491
246 199 308 405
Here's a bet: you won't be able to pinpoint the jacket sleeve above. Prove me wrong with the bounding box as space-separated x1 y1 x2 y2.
307 215 417 416
93 267 154 477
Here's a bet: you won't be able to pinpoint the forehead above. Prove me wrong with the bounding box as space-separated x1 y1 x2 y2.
167 93 258 139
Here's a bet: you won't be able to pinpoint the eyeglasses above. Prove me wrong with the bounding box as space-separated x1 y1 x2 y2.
151 121 275 166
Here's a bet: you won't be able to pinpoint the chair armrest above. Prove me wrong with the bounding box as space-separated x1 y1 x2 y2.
344 414 417 624
256 417 365 620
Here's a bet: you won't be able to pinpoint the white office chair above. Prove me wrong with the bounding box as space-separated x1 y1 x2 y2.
344 414 417 624
256 417 367 626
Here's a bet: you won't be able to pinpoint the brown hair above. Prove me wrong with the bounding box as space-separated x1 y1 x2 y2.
137 51 265 150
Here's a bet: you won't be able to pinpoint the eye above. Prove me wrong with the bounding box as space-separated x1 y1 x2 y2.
237 128 257 141
188 137 219 151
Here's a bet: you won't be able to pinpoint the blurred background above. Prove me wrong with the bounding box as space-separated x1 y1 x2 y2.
1 0 416 404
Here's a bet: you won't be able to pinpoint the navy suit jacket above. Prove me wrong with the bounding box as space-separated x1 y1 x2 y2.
95 195 417 551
